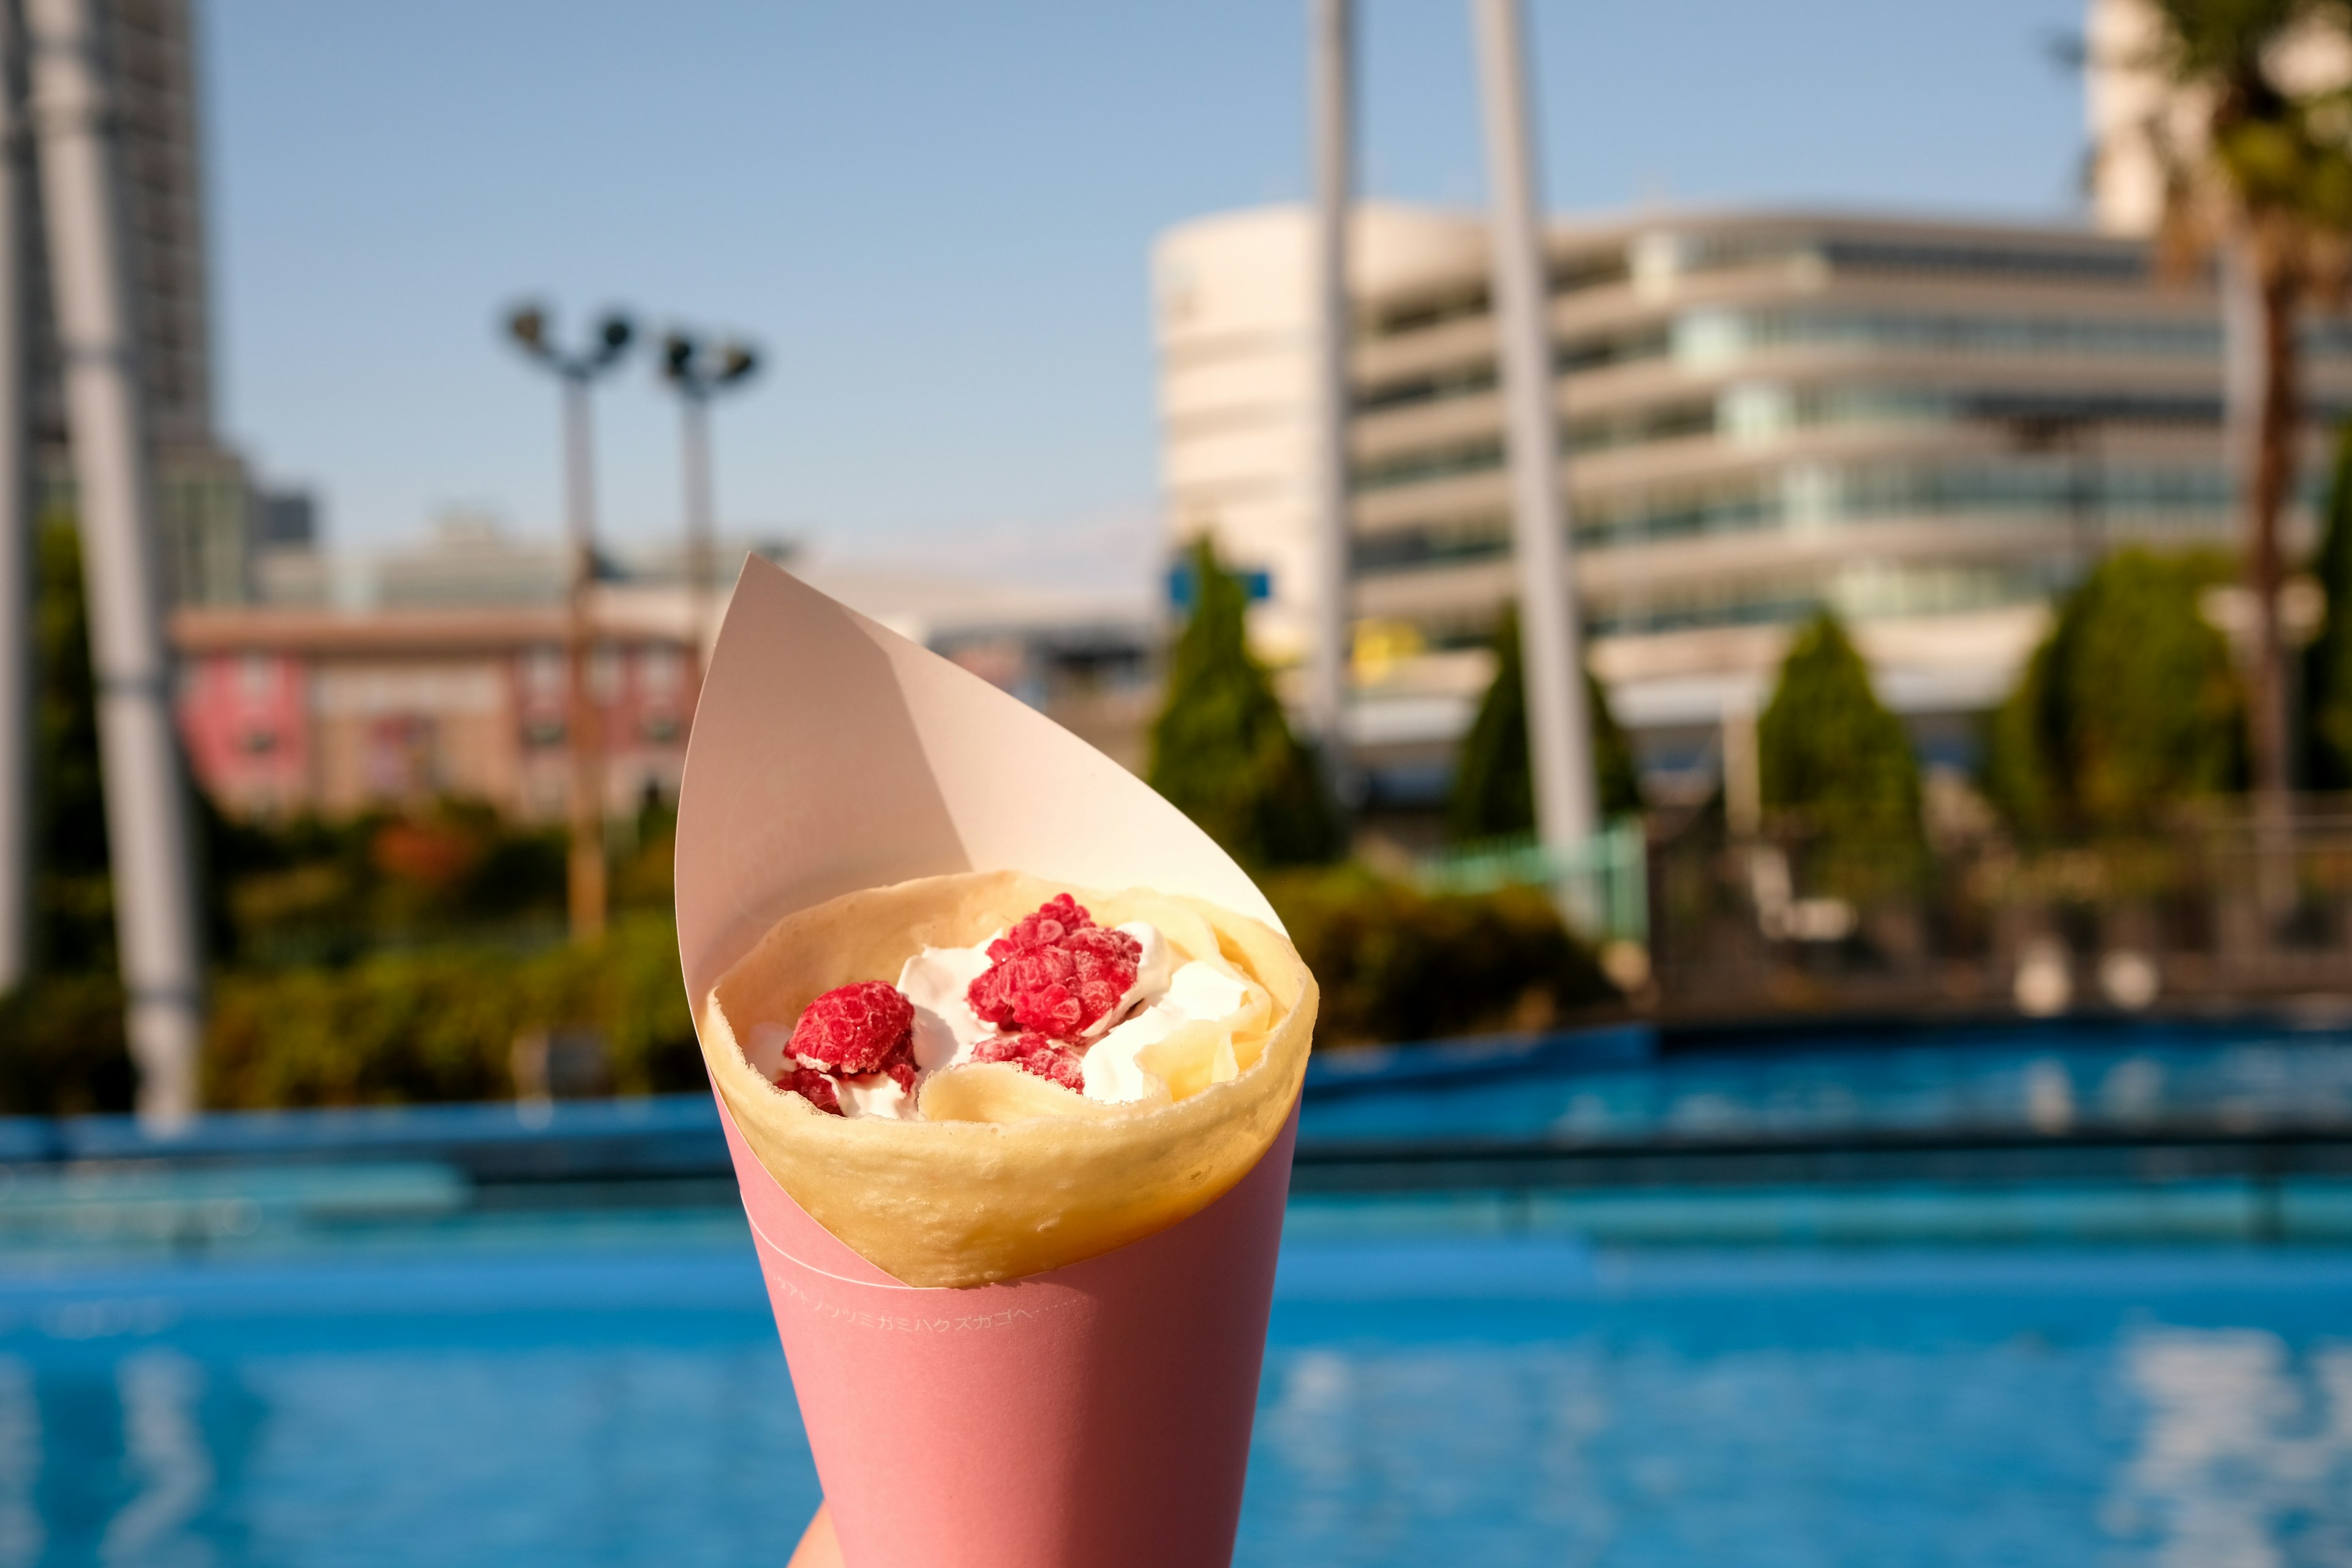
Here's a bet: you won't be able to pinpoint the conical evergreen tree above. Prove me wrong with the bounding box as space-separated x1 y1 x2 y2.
1147 538 1341 869
33 520 114 973
2307 421 2352 789
1758 609 1922 854
1447 602 1640 843
1985 547 2243 833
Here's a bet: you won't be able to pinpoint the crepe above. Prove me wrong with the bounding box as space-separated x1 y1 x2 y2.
699 869 1317 1288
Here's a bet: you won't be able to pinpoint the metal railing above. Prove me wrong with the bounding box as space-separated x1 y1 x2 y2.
1646 806 2352 1020
1415 818 1650 944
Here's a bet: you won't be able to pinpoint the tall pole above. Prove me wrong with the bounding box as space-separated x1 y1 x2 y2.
2225 235 2296 919
657 330 756 696
508 304 630 943
27 0 203 1126
679 390 715 658
1471 0 1597 853
0 0 33 995
562 377 605 941
1305 0 1354 778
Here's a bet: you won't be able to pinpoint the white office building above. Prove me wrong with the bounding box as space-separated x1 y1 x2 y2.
1153 200 2342 796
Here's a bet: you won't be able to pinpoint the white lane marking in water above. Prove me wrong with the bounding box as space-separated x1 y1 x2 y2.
0 1357 41 1568
2103 1326 2352 1563
100 1349 214 1567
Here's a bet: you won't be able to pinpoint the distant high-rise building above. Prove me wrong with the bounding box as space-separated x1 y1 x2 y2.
252 489 316 552
24 0 251 603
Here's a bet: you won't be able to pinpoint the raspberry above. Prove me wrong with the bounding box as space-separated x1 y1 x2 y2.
967 897 1140 1042
788 981 914 1073
974 1032 1087 1092
997 892 1091 952
884 1053 918 1094
780 1063 843 1115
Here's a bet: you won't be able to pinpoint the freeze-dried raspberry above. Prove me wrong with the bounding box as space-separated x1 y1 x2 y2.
884 1052 918 1094
993 892 1091 954
780 1063 843 1116
788 981 914 1073
967 897 1140 1041
974 1032 1087 1092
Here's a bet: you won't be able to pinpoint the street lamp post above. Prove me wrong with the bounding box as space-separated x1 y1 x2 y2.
505 304 632 943
657 330 758 666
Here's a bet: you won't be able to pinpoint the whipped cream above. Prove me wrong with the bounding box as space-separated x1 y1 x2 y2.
835 1071 918 1120
1082 959 1253 1104
1098 922 1173 1041
895 940 997 1071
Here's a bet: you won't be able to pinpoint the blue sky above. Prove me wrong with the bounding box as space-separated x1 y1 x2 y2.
205 0 2084 586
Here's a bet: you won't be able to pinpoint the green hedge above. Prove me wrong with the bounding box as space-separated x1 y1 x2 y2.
1265 864 1618 1048
203 913 700 1109
2 872 1617 1113
0 973 133 1115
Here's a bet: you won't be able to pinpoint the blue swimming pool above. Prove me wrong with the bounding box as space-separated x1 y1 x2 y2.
2 1223 2347 1567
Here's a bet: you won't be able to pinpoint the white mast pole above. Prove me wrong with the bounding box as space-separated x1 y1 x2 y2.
1305 0 1354 779
1471 0 1597 853
27 0 205 1127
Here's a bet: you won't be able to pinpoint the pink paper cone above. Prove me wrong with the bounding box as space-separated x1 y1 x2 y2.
721 1095 1295 1567
677 561 1303 1566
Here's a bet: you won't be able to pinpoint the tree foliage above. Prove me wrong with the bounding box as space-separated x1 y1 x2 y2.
1264 863 1615 1046
2139 0 2352 236
2308 420 2352 788
202 912 699 1109
32 519 113 973
1758 610 1922 851
1147 537 1341 869
1448 602 1641 843
2130 0 2352 807
1985 548 2244 834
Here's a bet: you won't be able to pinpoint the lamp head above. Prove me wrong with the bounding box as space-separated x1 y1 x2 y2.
716 342 759 385
593 312 635 369
505 303 549 355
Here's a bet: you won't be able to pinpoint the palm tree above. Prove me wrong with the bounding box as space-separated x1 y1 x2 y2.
2122 0 2352 820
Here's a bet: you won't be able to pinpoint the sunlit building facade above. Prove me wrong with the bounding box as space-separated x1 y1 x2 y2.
1157 203 2343 793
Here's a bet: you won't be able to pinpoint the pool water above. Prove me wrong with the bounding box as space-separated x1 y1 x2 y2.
2 1224 2347 1567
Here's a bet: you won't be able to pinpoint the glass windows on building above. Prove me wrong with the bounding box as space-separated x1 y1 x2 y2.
1353 437 1505 493
1371 558 2078 650
1355 377 2239 492
1679 306 2223 367
1585 559 2077 638
1357 304 2274 423
1351 458 2233 576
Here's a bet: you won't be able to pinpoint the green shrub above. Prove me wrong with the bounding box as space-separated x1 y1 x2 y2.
1760 610 1923 845
1448 602 1642 843
1148 537 1342 870
33 520 114 973
203 913 698 1109
218 800 571 967
1264 864 1617 1047
2307 421 2352 788
0 973 132 1115
1985 548 2243 834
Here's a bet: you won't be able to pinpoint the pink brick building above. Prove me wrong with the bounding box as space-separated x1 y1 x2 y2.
173 603 699 820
